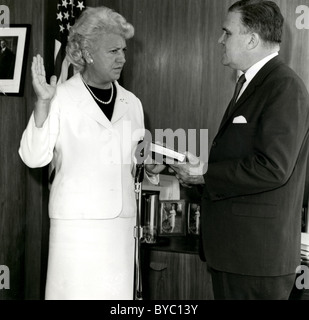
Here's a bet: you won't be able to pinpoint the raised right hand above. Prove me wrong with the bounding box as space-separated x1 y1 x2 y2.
31 54 57 101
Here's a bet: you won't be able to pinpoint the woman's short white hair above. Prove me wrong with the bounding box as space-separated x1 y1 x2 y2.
66 6 134 72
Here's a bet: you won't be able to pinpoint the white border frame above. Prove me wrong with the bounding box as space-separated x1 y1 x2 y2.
0 25 30 96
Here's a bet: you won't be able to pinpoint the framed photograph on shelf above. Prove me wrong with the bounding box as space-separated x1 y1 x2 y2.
0 24 31 96
158 200 187 236
188 203 201 236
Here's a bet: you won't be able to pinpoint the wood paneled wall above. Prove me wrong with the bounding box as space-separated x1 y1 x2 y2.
1 0 309 300
88 0 309 149
0 0 48 300
89 0 309 205
143 250 214 300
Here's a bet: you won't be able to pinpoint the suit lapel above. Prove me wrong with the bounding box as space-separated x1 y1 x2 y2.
80 96 113 129
111 81 129 124
67 73 112 128
68 74 129 128
217 57 283 134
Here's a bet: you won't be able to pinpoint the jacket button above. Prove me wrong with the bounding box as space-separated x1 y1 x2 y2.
212 141 217 147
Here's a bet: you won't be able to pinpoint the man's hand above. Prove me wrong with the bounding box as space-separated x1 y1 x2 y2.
170 152 207 187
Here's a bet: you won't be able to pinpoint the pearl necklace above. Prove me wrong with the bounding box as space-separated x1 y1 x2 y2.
81 76 114 105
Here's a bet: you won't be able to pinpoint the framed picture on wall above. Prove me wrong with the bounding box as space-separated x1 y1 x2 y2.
188 203 201 236
158 200 187 236
0 24 31 96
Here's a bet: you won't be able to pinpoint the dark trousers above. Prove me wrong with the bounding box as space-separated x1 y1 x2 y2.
209 267 296 300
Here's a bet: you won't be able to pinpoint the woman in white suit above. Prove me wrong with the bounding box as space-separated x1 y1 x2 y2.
19 6 164 300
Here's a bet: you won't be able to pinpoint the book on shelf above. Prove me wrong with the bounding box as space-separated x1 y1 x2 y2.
149 142 186 163
301 232 309 246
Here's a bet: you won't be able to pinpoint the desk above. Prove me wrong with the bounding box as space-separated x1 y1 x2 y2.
141 236 214 300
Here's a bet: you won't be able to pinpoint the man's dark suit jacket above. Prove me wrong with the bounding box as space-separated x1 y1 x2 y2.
202 56 309 277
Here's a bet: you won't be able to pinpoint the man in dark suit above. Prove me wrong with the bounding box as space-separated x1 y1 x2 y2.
0 39 15 79
171 0 309 299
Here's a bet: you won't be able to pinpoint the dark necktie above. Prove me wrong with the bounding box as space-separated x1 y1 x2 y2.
228 74 246 116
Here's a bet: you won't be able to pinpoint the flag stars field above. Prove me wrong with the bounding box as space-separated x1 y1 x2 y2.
77 1 85 11
54 0 86 83
62 0 69 8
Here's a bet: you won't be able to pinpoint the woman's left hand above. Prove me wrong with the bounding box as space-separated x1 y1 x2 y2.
145 163 166 175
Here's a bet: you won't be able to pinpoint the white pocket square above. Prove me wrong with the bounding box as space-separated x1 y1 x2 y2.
233 116 247 124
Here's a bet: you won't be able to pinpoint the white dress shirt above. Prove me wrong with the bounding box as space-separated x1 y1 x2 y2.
237 52 279 101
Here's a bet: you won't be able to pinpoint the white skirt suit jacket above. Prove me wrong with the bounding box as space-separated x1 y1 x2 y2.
19 73 152 299
19 73 146 220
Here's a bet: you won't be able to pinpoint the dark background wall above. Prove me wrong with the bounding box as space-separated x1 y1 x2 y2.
0 0 49 300
1 0 309 299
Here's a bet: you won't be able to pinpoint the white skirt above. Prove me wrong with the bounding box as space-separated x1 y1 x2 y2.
45 217 136 300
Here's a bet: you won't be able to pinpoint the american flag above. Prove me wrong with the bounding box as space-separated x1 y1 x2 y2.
54 0 86 84
49 0 86 185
